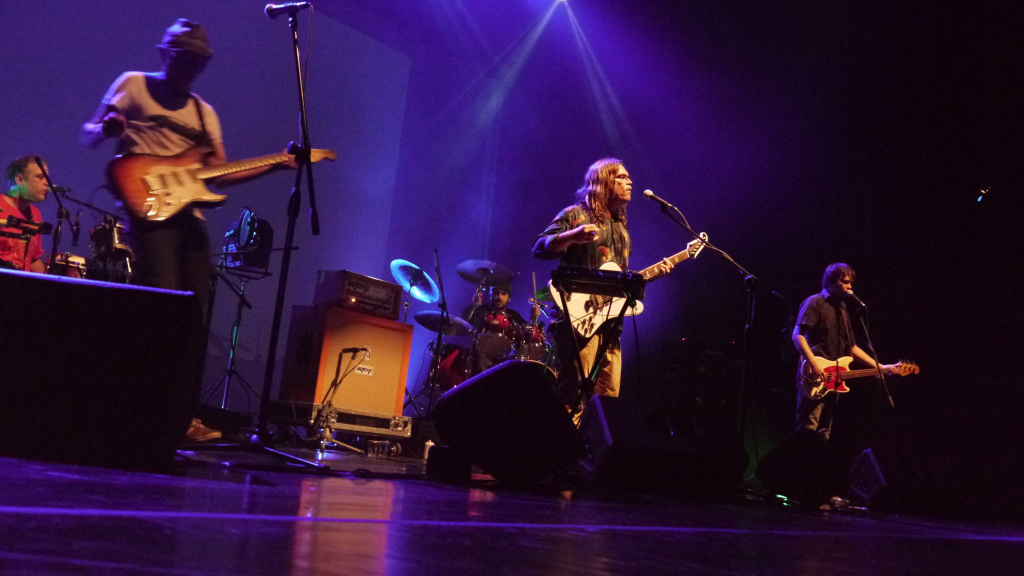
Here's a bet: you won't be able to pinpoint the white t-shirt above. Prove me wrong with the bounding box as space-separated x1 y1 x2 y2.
103 71 223 157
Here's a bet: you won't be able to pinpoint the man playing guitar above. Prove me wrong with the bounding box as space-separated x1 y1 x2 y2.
792 263 905 436
533 158 673 407
79 19 297 442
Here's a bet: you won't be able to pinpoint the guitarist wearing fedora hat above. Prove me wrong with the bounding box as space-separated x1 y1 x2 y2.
80 19 298 442
81 18 297 318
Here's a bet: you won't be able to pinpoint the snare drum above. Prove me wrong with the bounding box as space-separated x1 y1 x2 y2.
48 253 87 278
515 323 552 363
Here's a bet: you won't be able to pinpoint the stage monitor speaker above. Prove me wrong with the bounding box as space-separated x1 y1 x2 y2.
578 395 748 495
0 270 203 470
432 360 582 484
848 448 887 506
280 306 412 418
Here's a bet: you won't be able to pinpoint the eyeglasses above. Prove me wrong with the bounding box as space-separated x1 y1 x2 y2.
614 174 631 181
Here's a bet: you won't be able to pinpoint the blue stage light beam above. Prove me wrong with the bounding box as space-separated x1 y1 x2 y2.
564 4 648 158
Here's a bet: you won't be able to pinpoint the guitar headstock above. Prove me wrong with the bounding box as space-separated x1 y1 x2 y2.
892 361 921 377
687 232 709 259
310 149 338 163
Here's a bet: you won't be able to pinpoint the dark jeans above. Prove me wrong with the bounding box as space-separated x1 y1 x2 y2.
131 211 214 321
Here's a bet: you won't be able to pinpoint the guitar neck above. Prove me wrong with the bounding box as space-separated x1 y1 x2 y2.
638 248 691 280
194 153 289 181
839 367 893 380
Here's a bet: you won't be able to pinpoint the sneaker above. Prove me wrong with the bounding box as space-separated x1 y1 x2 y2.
185 418 222 443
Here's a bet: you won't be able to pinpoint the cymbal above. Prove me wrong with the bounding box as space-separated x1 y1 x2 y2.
532 284 554 302
413 311 472 336
390 259 440 303
456 259 514 285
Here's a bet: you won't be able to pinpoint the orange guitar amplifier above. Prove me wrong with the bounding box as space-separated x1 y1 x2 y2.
313 270 403 320
281 306 412 420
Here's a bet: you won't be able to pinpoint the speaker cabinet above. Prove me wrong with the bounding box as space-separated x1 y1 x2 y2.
280 305 412 418
579 395 748 495
0 270 203 469
432 360 582 484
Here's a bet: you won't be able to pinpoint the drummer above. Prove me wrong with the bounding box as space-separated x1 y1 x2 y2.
463 282 539 331
2 156 49 273
462 283 542 373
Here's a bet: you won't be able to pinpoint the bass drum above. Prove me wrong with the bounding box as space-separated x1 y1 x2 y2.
473 311 515 372
435 344 471 391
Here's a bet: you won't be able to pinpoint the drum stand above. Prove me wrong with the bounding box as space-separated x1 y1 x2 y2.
202 268 267 412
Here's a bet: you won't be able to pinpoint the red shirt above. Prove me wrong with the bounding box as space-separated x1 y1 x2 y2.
0 198 45 271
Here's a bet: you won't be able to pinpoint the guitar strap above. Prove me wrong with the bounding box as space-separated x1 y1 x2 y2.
191 95 212 148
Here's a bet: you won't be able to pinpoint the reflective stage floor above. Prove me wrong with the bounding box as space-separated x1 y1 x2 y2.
1 445 1022 575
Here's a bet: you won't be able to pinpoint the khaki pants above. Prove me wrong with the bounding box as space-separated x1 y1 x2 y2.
577 332 622 398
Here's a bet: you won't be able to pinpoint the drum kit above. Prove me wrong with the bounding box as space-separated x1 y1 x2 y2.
391 256 557 413
35 198 136 283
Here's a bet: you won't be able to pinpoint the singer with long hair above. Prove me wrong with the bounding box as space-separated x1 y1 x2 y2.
533 158 672 410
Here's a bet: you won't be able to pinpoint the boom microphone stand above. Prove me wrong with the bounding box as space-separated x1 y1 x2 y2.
645 189 785 475
254 7 323 463
32 157 69 273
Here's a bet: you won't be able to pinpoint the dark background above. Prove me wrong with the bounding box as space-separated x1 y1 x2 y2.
2 1 1020 521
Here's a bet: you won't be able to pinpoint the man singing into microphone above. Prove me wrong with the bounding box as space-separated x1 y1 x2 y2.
1 156 50 273
792 262 897 435
533 158 671 412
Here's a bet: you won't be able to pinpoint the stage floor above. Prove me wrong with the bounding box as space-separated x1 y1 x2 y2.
1 445 1021 575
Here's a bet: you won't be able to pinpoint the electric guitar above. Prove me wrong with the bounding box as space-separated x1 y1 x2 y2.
108 147 337 221
550 232 708 339
800 355 920 400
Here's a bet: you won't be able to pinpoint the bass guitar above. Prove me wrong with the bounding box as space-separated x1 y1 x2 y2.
108 147 337 221
800 355 920 400
550 232 708 339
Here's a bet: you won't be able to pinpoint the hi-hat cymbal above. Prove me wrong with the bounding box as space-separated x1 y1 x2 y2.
390 259 440 303
413 311 472 336
456 259 514 285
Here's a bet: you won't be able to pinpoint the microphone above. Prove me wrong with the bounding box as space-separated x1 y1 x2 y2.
340 347 370 357
1 215 53 235
52 186 72 195
265 2 311 19
643 189 676 210
844 290 867 310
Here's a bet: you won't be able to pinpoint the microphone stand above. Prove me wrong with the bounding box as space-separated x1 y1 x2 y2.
852 306 895 408
252 10 324 468
33 158 68 275
649 198 786 478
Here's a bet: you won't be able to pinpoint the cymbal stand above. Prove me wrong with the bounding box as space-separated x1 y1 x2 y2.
405 250 453 416
400 282 413 323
